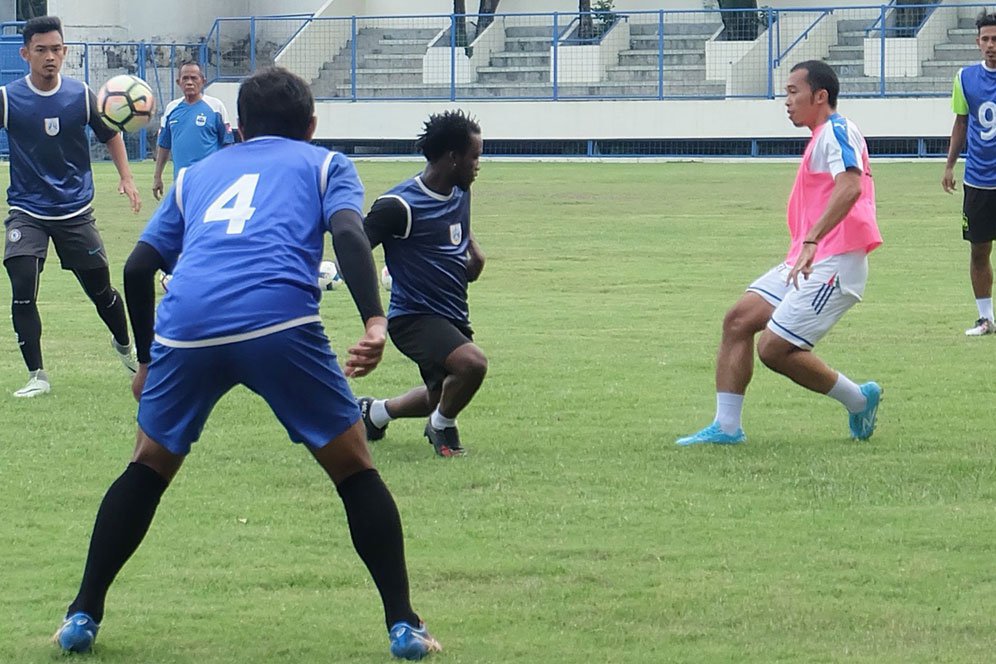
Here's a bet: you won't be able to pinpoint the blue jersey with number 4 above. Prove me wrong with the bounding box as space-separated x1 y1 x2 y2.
953 64 996 189
139 136 365 345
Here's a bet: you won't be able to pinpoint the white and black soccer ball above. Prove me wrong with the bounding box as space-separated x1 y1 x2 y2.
318 260 343 291
97 74 156 133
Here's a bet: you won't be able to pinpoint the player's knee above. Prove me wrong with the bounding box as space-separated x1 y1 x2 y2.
453 346 488 383
722 307 756 340
756 335 786 371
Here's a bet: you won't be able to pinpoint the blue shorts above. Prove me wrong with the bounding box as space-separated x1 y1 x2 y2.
137 322 360 455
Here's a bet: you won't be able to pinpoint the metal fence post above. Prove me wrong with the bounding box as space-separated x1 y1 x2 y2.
658 10 665 100
766 8 775 99
879 5 886 96
249 16 256 73
552 12 559 101
450 13 457 101
350 15 357 101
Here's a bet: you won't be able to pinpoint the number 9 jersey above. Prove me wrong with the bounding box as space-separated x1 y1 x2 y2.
953 64 996 189
139 136 365 347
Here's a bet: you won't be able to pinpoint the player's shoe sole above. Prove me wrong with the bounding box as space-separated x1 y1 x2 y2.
54 611 100 653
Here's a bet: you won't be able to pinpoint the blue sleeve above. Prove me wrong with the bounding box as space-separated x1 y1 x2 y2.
830 118 860 171
157 112 172 150
322 152 365 230
217 113 234 146
139 184 185 270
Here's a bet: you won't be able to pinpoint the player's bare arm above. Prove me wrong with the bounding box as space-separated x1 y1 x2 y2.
152 147 171 200
106 133 141 213
787 167 863 288
466 231 486 282
943 114 968 193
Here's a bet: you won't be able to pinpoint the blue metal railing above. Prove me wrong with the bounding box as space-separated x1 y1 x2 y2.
774 9 833 68
202 5 975 101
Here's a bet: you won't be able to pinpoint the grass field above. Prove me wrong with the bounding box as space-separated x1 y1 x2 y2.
1 160 994 663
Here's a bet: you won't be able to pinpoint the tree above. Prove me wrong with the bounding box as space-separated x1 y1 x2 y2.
475 0 500 38
453 0 469 47
578 0 595 41
17 0 46 20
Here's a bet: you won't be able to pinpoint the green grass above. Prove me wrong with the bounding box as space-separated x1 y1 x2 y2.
1 160 994 663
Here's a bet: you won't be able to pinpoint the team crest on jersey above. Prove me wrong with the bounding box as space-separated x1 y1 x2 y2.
8 228 21 242
195 113 207 127
449 223 462 245
44 117 60 136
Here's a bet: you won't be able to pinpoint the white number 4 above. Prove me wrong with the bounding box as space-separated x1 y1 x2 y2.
203 174 260 235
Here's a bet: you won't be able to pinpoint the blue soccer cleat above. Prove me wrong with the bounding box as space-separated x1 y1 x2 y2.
676 421 746 446
389 621 442 660
54 611 100 653
848 381 882 441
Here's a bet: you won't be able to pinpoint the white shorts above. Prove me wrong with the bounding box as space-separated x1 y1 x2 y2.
747 251 869 350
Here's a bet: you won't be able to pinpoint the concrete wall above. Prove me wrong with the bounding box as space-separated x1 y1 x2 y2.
206 81 950 141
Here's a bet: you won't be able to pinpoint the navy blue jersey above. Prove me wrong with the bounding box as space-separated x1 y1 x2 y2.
0 75 116 219
366 175 472 324
139 137 364 345
953 64 996 189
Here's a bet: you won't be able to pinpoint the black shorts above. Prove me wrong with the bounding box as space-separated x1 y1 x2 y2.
962 185 996 243
388 314 474 393
3 210 109 270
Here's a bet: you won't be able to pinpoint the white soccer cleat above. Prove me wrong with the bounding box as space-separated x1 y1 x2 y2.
112 338 139 374
965 318 995 336
14 374 50 398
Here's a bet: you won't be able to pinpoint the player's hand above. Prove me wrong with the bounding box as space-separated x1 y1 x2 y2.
786 243 817 290
942 168 957 194
345 316 387 378
152 175 164 201
131 363 149 402
119 177 142 213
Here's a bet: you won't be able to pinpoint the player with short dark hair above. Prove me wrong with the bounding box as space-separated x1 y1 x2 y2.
0 15 141 398
152 61 233 200
358 110 487 458
676 60 883 446
941 12 996 336
54 67 441 661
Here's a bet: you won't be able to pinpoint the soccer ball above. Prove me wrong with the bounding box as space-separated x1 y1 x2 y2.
318 260 343 291
380 266 392 291
159 271 172 292
97 74 156 132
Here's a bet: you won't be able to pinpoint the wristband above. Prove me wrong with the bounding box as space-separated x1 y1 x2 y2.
803 240 818 245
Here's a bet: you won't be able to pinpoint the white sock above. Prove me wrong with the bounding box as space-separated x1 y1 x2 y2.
30 369 49 382
977 297 994 322
827 373 866 413
430 408 456 429
714 392 744 434
369 399 393 428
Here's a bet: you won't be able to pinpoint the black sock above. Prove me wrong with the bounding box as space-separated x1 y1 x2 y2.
96 287 130 347
336 469 420 629
12 300 42 371
67 463 169 623
6 256 44 371
75 268 130 346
